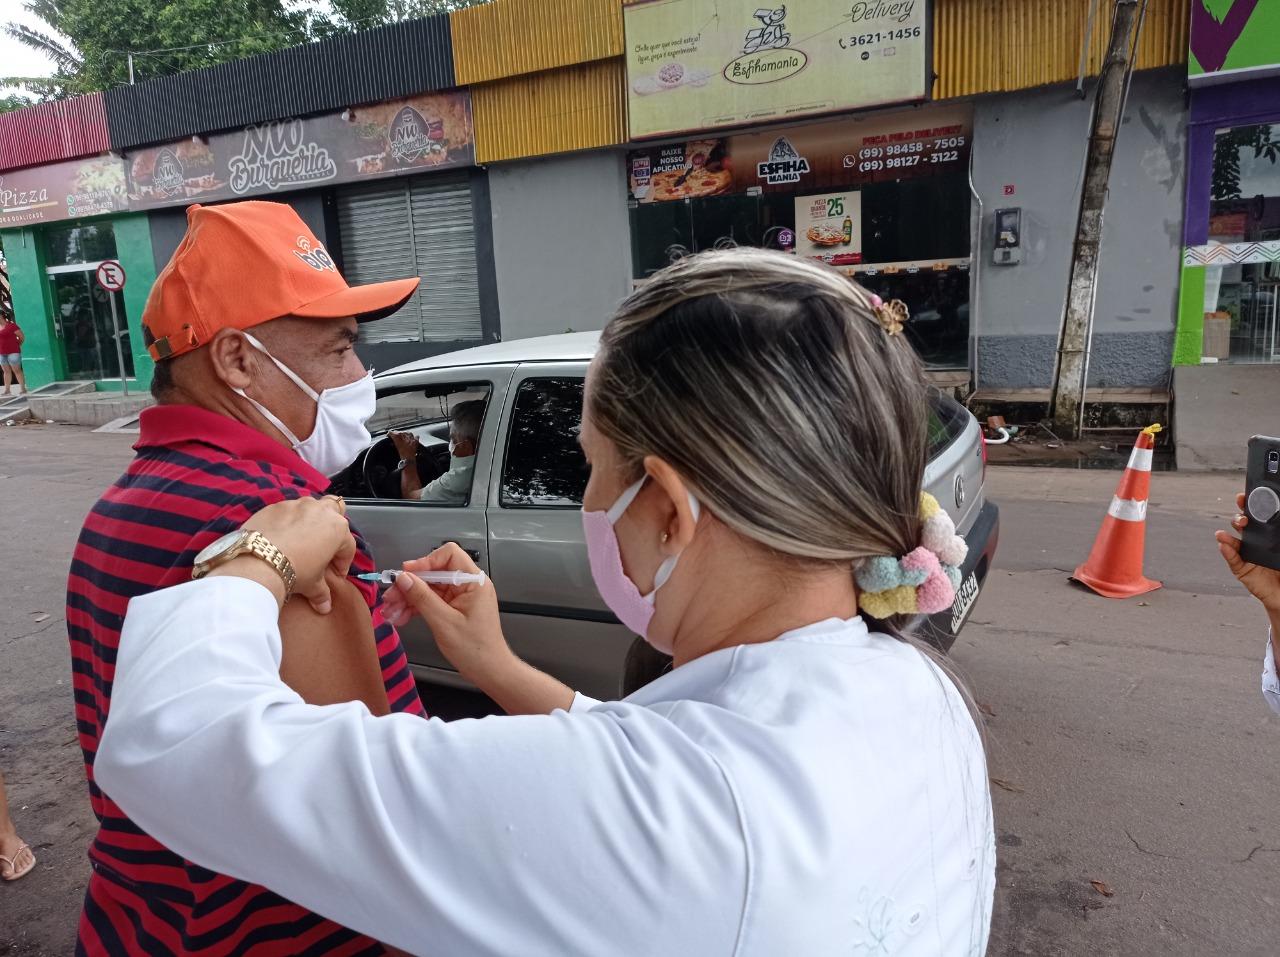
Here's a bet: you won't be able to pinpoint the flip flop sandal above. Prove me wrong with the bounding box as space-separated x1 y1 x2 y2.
0 842 35 881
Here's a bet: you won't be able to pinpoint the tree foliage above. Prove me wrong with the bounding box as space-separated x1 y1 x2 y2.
1212 124 1280 202
0 93 34 113
2 0 490 100
314 0 489 37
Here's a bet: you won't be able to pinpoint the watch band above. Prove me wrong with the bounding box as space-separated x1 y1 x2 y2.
192 530 297 601
241 531 297 601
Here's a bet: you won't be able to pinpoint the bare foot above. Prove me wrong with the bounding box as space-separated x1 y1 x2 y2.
0 831 35 881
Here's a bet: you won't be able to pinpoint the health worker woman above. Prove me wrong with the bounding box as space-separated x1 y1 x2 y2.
95 249 996 957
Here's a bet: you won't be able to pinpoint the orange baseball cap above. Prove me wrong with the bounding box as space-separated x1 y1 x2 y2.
142 200 420 361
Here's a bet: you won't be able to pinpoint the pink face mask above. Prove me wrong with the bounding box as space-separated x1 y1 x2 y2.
583 476 700 655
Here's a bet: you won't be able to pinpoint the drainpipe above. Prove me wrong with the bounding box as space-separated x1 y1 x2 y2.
967 138 983 398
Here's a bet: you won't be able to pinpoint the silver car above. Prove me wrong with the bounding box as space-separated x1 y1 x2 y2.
336 332 999 700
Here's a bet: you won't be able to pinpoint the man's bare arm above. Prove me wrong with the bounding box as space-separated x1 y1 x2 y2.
278 570 390 716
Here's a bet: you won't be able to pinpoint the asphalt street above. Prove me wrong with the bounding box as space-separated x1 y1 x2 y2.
0 422 1275 955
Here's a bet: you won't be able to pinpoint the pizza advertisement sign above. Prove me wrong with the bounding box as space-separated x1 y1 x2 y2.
626 103 972 203
795 190 862 266
628 138 732 203
624 0 930 140
125 90 474 210
0 154 128 228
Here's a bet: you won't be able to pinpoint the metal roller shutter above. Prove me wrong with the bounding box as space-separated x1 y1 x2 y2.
410 178 483 342
336 173 482 344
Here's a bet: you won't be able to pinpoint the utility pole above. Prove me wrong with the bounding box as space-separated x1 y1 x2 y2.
127 53 135 85
1048 0 1144 438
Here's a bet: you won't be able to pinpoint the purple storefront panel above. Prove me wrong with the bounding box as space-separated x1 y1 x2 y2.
1184 75 1280 246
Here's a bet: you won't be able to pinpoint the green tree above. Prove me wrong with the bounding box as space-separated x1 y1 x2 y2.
3 0 85 98
0 93 34 113
4 0 309 96
1212 124 1280 201
316 0 489 35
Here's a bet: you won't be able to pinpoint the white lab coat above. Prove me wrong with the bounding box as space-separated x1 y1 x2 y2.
1263 633 1280 716
96 578 995 957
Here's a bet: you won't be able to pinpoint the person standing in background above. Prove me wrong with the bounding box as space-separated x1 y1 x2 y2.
0 768 35 882
0 313 25 396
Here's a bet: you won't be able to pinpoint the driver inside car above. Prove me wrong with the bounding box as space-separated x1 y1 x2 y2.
391 399 485 504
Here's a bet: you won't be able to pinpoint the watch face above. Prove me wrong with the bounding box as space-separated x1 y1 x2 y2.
194 530 247 566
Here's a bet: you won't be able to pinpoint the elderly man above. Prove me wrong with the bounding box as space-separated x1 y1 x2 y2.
67 201 424 956
391 399 485 503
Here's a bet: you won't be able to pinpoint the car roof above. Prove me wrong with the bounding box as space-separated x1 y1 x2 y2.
378 332 601 377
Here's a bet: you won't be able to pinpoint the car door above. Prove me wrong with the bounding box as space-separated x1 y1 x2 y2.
486 362 634 700
345 363 516 679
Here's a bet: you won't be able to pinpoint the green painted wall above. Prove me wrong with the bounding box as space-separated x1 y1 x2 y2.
2 227 62 389
0 212 158 391
113 213 158 390
1173 264 1206 366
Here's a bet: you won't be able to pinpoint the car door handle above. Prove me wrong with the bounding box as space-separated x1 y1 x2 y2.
438 541 482 562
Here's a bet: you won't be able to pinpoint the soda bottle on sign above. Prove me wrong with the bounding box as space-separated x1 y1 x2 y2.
842 215 853 245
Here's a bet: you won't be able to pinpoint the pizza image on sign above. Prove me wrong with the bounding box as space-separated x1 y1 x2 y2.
806 223 846 246
629 139 732 202
795 190 862 265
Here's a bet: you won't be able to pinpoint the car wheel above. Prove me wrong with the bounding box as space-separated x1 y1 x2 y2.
621 636 673 697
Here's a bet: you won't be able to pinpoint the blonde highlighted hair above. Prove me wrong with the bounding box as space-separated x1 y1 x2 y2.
591 248 980 724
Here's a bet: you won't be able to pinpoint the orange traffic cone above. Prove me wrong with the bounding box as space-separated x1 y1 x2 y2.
1071 424 1163 599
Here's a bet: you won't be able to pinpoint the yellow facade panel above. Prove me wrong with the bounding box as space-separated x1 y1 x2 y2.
472 58 627 164
933 0 1188 100
452 0 624 86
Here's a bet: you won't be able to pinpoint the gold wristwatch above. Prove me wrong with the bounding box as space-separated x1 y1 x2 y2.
191 530 297 600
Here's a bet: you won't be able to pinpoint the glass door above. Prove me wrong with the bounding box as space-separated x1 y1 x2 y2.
48 266 134 382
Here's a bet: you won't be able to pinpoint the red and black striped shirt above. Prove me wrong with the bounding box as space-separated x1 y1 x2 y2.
68 405 425 956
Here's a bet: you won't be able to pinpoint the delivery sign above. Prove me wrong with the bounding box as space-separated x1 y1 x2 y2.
624 0 930 140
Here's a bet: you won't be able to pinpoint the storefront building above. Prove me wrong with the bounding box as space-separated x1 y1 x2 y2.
0 97 159 392
118 88 495 373
1172 2 1280 469
1 15 500 393
1 0 1195 400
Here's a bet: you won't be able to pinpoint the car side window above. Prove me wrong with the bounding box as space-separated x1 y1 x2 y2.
501 377 588 508
331 384 492 506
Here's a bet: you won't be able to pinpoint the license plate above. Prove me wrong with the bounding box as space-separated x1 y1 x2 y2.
950 572 980 633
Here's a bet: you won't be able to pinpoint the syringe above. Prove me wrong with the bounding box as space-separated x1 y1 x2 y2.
356 569 488 587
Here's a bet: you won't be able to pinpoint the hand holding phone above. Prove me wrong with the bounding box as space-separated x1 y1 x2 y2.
1241 436 1280 573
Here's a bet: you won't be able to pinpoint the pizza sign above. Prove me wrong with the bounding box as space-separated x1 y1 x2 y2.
628 138 731 203
794 190 862 266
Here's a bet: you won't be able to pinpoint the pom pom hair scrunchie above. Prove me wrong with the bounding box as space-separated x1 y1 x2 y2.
855 492 969 618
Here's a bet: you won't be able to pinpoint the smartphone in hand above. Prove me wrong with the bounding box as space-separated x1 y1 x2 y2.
1243 435 1280 572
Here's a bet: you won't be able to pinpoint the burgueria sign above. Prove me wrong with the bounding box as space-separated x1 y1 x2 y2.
624 0 930 140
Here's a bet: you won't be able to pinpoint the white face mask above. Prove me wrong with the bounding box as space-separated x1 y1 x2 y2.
234 333 376 477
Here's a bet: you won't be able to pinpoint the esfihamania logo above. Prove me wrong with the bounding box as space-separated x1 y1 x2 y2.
726 50 807 84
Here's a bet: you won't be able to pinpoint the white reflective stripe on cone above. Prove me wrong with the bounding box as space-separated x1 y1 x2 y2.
1127 447 1154 472
1108 497 1148 522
